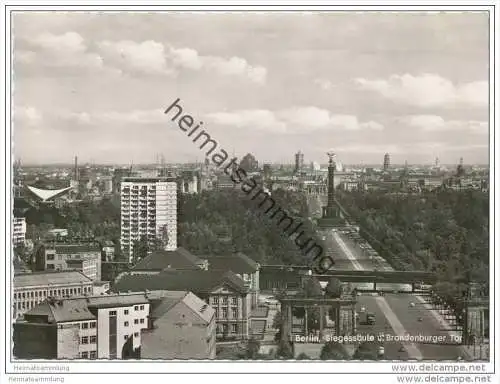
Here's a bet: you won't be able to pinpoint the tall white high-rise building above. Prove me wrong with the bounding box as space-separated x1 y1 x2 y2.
120 177 177 262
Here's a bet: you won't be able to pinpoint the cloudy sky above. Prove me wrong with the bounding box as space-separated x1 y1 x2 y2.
12 12 489 165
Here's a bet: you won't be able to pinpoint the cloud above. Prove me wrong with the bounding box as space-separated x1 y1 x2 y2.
97 39 267 83
14 106 42 125
314 78 334 90
17 32 105 70
206 110 286 133
98 40 174 75
403 115 488 133
207 107 384 133
355 74 488 107
168 46 267 84
55 109 167 127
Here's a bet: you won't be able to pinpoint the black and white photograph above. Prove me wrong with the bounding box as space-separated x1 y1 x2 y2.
2 2 498 383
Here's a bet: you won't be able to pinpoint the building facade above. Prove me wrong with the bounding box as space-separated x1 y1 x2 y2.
13 271 94 320
141 291 216 359
34 243 102 281
13 293 150 359
113 270 251 340
120 177 178 262
13 216 26 246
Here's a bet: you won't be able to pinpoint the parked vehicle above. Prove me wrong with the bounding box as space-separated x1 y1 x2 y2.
366 312 376 325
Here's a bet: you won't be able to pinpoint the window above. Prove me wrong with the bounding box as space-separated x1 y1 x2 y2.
231 297 238 305
124 321 129 327
124 335 128 340
231 324 238 334
89 351 97 359
124 310 129 315
222 308 228 319
215 308 219 318
13 293 16 299
109 311 117 316
134 306 139 311
90 336 97 344
140 319 145 324
89 321 96 328
222 297 228 305
80 352 89 359
81 323 89 329
232 308 238 318
81 337 89 344
134 332 139 337
134 319 138 325
140 305 145 310
212 297 219 305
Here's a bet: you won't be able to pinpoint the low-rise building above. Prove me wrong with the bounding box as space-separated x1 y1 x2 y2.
205 253 260 309
141 291 216 359
13 271 94 320
101 240 115 262
113 270 250 340
34 243 101 281
13 293 150 359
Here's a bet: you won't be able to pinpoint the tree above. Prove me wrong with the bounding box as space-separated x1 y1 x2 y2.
352 342 380 360
296 353 311 360
272 311 284 330
320 342 350 360
325 277 343 298
245 338 260 359
276 339 294 359
132 236 149 264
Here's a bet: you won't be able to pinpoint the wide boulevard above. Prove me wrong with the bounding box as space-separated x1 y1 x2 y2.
309 195 469 360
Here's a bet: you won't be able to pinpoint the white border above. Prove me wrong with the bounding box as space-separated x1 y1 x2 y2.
1 1 498 378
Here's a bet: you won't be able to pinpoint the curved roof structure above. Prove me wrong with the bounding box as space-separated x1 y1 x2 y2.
26 185 73 202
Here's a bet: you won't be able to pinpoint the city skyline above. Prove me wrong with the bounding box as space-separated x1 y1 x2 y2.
13 12 489 165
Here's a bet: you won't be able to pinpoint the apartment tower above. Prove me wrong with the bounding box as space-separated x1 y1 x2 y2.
120 177 177 262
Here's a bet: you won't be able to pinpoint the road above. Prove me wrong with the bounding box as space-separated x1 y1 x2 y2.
309 195 466 360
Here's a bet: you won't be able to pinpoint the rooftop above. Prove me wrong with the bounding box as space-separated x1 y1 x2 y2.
22 293 150 323
205 253 259 274
133 247 204 271
25 185 73 202
113 270 247 295
49 244 101 253
14 271 93 288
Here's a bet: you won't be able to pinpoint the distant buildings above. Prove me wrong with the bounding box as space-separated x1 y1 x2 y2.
294 151 304 174
177 170 199 194
383 153 391 171
215 174 236 190
34 243 102 281
310 161 321 172
13 217 26 246
13 271 94 320
120 177 178 262
240 153 259 172
101 240 115 262
141 291 216 359
13 293 150 359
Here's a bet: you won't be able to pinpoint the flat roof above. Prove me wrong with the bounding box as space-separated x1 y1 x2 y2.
14 271 93 288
